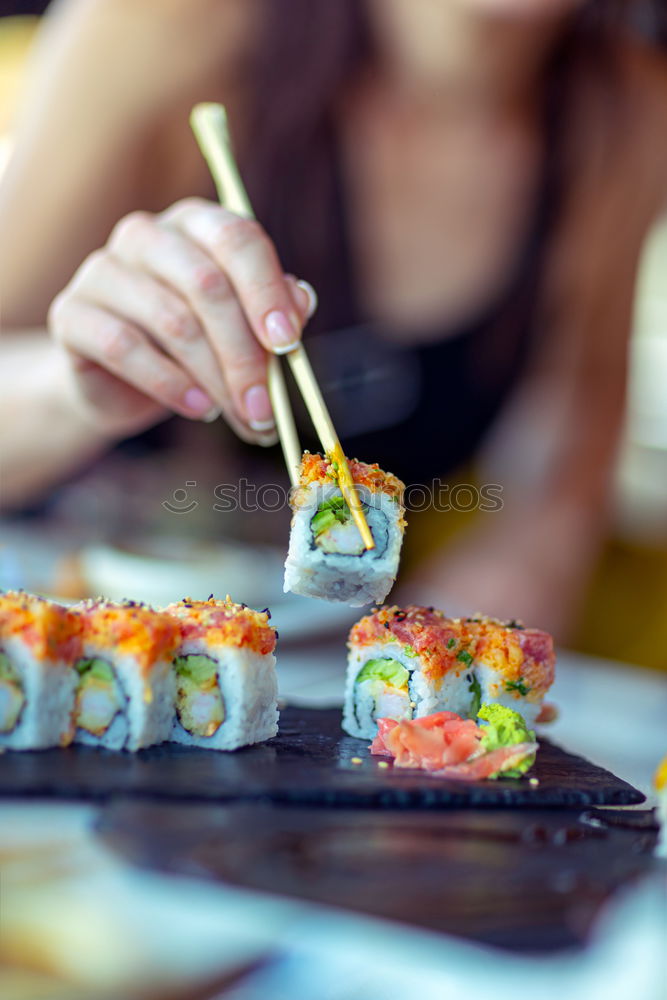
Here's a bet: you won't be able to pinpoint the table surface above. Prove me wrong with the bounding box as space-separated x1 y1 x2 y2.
1 643 665 1000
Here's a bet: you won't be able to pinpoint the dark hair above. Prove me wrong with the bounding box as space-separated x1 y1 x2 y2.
582 0 667 43
242 1 370 327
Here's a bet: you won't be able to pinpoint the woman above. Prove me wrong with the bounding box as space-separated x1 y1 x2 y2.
1 0 666 634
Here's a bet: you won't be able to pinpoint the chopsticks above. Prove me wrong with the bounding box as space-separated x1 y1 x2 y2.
190 102 374 550
189 103 301 485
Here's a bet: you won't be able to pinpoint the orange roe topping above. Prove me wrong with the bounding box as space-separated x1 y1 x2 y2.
0 591 81 662
465 617 555 700
349 605 555 692
164 596 277 655
349 605 465 682
75 599 180 675
298 452 405 501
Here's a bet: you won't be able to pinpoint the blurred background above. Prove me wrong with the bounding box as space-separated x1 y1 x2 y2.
0 1 666 667
1 10 666 999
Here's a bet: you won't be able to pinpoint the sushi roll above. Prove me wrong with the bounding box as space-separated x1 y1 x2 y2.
0 591 81 749
72 600 180 751
164 596 278 750
284 452 406 606
343 605 555 739
464 616 556 727
344 605 471 739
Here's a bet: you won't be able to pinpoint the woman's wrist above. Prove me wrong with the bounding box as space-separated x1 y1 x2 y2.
1 334 124 508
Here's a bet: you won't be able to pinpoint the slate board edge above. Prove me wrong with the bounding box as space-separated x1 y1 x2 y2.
0 705 646 809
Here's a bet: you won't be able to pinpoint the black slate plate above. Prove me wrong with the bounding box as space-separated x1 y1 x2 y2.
0 706 644 808
97 800 660 953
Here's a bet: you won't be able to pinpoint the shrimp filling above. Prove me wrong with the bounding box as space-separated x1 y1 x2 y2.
0 652 25 733
174 655 225 738
74 658 123 736
354 657 412 727
311 495 387 556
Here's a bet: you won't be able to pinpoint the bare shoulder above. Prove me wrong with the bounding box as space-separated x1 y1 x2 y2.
61 0 261 43
39 0 263 106
0 0 266 323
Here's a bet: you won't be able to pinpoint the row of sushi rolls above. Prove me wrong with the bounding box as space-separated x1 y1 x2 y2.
1 451 664 801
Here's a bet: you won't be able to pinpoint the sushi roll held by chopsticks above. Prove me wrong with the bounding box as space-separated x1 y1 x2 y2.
284 452 406 606
72 599 180 751
0 591 81 749
191 104 390 603
163 597 279 749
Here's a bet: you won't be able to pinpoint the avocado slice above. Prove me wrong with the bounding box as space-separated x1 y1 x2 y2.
311 495 351 538
75 657 115 683
356 657 410 689
173 654 219 685
0 651 24 733
468 674 482 718
0 651 19 684
173 655 225 738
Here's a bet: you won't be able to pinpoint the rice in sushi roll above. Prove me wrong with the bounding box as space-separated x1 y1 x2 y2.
343 605 555 739
0 591 81 749
72 599 180 751
164 596 278 750
284 452 406 606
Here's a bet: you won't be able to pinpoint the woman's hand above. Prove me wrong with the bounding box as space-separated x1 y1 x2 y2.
48 197 317 442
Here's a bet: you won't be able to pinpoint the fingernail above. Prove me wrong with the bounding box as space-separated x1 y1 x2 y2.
183 387 218 420
264 310 300 353
296 279 318 319
244 384 275 431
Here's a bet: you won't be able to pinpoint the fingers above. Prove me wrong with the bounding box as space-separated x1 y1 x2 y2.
52 202 318 446
109 212 275 435
50 295 220 422
162 199 307 353
71 248 230 403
